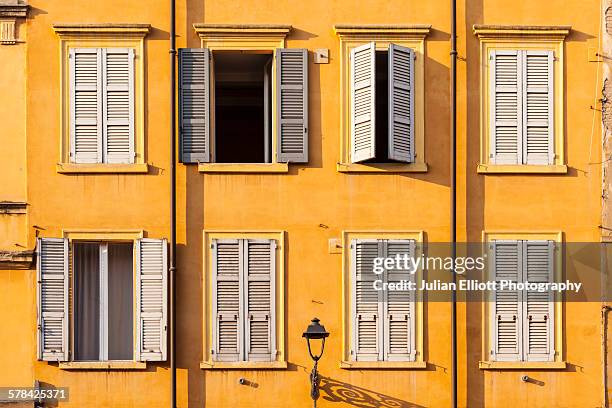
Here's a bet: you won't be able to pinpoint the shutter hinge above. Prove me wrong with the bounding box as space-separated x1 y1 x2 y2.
211 349 215 355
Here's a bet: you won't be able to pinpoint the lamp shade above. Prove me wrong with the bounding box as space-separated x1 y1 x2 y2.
302 317 330 340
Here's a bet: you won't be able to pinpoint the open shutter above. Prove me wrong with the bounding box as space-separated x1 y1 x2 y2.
179 48 210 163
524 240 555 361
490 50 522 165
350 42 376 163
523 51 554 165
492 240 522 361
37 238 69 361
352 239 383 361
383 240 416 361
245 240 276 362
277 48 308 163
211 239 242 361
103 48 135 164
135 238 168 361
70 48 102 163
388 44 415 163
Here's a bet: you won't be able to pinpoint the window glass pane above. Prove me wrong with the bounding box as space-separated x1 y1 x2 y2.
74 242 100 361
107 242 134 360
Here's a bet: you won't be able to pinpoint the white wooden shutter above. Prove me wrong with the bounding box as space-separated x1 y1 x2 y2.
244 239 276 362
37 238 69 361
70 48 102 163
350 42 376 163
523 51 554 165
490 50 522 165
277 48 308 163
491 240 522 361
179 48 210 163
523 240 555 361
103 48 135 164
388 44 415 163
352 239 383 361
211 239 242 361
135 238 168 361
383 240 416 361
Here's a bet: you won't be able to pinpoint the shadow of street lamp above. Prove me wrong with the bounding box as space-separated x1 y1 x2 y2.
302 317 330 408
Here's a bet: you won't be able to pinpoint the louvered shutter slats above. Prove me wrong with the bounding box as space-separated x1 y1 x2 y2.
179 49 210 163
103 49 135 163
388 44 415 163
37 238 69 361
351 42 376 163
71 49 102 163
277 48 308 163
136 238 168 362
524 51 554 165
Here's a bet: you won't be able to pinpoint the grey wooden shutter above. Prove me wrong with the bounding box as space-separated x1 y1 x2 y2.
276 48 308 163
70 48 102 163
388 44 415 163
37 238 69 361
135 238 168 361
523 51 554 165
350 42 376 163
179 48 210 163
351 239 383 361
491 240 522 361
103 48 135 164
383 240 416 361
211 239 242 362
244 239 276 362
523 240 555 361
490 50 522 165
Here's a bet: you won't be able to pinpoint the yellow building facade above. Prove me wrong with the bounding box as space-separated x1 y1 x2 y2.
0 0 606 407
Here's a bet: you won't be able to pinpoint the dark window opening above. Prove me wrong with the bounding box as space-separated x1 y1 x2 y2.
214 52 273 163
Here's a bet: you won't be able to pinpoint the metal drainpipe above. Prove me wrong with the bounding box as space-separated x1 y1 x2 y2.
169 0 177 405
450 0 458 405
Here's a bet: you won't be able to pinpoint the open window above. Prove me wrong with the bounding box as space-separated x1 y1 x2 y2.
178 48 308 165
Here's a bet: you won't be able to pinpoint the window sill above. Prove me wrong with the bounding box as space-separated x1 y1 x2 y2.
340 361 427 369
478 361 567 370
337 162 428 173
198 163 289 173
56 163 149 174
477 164 568 174
58 361 147 370
199 361 288 370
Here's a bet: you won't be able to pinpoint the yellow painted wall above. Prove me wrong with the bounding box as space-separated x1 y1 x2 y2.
0 0 604 407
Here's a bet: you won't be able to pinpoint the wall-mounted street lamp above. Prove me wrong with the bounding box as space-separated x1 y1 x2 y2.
302 317 329 407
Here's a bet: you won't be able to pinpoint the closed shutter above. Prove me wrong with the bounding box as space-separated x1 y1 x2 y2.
523 240 555 361
135 238 168 361
211 239 242 361
70 48 102 163
492 240 522 361
351 239 383 361
350 42 376 163
37 238 69 361
383 240 416 361
276 48 308 163
103 48 135 164
179 48 210 163
523 51 554 165
244 240 276 361
388 44 415 163
490 50 522 165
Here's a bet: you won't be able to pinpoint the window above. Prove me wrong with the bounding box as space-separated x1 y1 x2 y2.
489 240 556 362
53 24 149 172
178 30 308 167
342 231 425 368
36 237 167 363
70 48 135 164
473 25 569 173
335 25 429 173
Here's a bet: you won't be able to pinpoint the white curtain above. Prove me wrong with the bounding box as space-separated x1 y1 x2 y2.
74 242 100 361
108 243 133 360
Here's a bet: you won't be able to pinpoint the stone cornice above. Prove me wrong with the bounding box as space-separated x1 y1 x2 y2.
0 250 34 270
193 23 292 39
334 24 432 39
473 24 571 39
0 201 27 214
0 3 29 18
53 23 151 38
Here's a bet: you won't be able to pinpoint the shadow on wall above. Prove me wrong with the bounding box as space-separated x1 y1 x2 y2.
319 376 425 408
